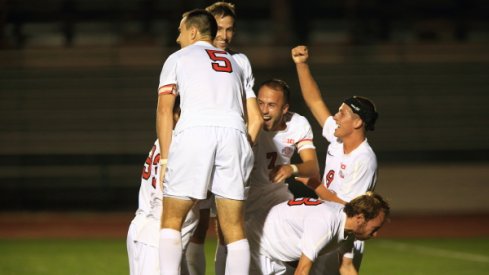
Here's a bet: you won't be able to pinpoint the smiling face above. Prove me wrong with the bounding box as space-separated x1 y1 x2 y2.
257 85 289 131
332 103 363 138
352 211 386 241
213 15 235 50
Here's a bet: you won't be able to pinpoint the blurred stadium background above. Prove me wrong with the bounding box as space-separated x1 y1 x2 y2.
1 0 489 259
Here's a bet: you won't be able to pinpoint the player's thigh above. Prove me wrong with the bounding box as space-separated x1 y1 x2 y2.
164 128 217 199
212 128 253 200
162 196 196 230
215 197 245 243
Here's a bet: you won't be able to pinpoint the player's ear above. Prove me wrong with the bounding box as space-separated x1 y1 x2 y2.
189 26 198 40
353 116 364 130
282 103 290 114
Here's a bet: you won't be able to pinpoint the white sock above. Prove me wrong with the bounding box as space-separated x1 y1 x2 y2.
159 229 182 275
225 239 250 275
185 242 206 275
214 243 227 275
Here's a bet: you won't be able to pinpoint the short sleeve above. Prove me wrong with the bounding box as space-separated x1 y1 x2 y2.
321 116 337 142
158 53 178 95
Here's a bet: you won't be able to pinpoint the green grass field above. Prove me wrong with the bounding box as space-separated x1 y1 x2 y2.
1 237 488 275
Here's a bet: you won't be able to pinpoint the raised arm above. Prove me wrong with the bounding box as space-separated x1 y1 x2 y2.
291 45 331 127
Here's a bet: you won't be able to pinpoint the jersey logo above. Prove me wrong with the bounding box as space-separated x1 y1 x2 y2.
205 49 233 73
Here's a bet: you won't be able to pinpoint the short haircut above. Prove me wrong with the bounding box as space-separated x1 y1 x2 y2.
258 79 291 105
206 2 236 20
182 9 217 39
344 192 390 221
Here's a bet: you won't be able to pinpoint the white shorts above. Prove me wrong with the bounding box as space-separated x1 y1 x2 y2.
250 252 295 275
127 222 159 275
127 207 201 275
164 127 253 200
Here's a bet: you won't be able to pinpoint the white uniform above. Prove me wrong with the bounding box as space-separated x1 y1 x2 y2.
127 140 200 275
311 116 377 274
158 41 253 200
245 112 315 224
247 198 354 275
200 50 257 212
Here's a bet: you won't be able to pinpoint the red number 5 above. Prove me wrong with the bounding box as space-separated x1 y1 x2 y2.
206 49 233 73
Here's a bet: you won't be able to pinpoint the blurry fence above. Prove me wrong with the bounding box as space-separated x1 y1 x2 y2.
0 44 488 212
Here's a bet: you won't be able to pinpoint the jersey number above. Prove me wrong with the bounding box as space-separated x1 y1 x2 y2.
141 145 160 189
325 170 335 188
287 198 322 206
206 49 233 73
266 152 278 169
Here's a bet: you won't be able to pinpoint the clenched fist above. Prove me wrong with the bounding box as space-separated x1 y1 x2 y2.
291 45 309 64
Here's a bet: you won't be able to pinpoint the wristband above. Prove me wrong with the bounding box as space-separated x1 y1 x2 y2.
159 159 168 165
290 164 299 176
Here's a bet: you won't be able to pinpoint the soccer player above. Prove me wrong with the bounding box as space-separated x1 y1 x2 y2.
157 9 258 275
185 3 263 275
247 192 390 275
291 45 379 274
127 98 200 275
245 78 321 233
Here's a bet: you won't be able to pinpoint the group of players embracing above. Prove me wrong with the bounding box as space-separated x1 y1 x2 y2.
127 2 390 275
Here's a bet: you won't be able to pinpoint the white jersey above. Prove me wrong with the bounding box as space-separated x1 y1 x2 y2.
322 116 377 202
158 41 247 134
229 50 256 100
248 198 353 263
128 140 199 247
245 113 315 219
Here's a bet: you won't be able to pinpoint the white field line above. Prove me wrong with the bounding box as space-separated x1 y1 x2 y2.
377 240 489 264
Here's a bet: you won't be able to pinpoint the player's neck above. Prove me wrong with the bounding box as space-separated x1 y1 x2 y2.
342 133 366 154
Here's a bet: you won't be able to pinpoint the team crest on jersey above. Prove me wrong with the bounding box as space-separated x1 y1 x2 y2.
339 170 345 178
282 147 294 157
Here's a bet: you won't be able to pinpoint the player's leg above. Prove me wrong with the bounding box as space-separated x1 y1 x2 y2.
159 196 196 275
215 197 249 275
185 205 211 275
160 127 217 275
214 217 227 275
211 127 253 275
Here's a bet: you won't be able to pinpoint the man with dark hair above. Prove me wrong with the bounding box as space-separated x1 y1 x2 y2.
184 3 264 275
157 9 258 275
292 45 379 274
247 192 390 274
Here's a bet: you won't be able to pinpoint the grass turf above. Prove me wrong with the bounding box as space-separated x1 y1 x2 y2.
1 238 488 274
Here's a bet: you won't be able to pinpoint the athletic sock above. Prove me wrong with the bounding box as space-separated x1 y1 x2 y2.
159 229 182 275
185 242 206 275
225 239 250 275
214 243 227 275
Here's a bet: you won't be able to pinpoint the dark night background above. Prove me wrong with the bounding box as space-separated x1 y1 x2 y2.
0 0 488 214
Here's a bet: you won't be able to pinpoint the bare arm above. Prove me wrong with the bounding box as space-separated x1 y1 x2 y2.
294 254 313 275
246 97 264 146
156 94 176 185
269 148 319 184
294 177 347 205
339 257 358 275
291 45 331 127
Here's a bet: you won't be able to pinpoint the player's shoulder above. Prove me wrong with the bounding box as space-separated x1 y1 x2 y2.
287 112 313 129
227 49 250 62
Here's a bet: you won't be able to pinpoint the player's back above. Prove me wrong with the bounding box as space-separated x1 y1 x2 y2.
251 198 345 262
167 41 246 132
